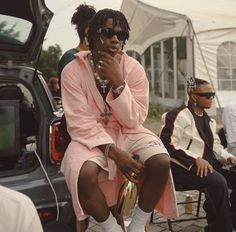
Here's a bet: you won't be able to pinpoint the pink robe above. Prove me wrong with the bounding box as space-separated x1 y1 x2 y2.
60 51 178 220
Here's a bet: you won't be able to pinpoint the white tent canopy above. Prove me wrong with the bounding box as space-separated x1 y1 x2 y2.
121 0 236 108
121 0 236 55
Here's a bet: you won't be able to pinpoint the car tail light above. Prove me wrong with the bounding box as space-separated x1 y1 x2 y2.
50 121 70 164
38 207 57 223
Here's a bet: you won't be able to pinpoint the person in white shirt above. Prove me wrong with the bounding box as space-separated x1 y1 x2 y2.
222 99 236 156
0 185 43 232
160 78 236 232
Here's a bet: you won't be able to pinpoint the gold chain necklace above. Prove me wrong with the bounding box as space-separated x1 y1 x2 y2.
88 53 111 125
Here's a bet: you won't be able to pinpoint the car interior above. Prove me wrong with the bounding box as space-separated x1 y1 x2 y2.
0 82 38 171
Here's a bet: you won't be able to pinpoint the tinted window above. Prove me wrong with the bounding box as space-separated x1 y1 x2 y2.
0 14 32 45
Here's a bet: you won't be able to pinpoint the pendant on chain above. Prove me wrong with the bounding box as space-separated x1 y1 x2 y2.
88 53 112 124
100 102 112 125
88 54 109 94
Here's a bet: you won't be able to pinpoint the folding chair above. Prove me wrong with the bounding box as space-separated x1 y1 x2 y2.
150 184 206 232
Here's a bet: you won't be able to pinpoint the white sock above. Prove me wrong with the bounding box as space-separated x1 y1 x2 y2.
98 212 123 232
127 205 152 232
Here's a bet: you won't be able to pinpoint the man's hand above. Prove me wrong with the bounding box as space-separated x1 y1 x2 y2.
108 145 145 183
227 156 236 164
96 51 123 87
195 157 213 178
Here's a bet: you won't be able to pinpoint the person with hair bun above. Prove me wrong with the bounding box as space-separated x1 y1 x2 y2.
58 4 96 80
160 77 236 232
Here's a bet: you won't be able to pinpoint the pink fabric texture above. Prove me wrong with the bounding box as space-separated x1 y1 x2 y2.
60 51 178 220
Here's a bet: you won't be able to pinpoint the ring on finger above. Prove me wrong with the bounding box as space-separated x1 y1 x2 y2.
130 172 137 178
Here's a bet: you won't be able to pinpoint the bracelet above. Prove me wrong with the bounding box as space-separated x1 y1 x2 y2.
112 83 125 95
105 143 114 157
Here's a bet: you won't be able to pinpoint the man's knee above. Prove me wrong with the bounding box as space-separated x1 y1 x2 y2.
145 153 170 174
78 161 100 191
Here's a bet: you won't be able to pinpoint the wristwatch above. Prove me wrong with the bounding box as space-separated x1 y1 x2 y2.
112 83 125 95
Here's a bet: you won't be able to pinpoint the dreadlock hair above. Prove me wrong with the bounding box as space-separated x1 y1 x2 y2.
71 4 96 43
87 8 130 51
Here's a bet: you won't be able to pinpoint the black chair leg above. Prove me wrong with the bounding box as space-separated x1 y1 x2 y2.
150 211 154 223
150 190 205 231
167 219 173 232
196 191 202 217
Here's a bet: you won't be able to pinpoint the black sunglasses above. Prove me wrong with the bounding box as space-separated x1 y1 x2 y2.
99 28 128 41
194 92 215 99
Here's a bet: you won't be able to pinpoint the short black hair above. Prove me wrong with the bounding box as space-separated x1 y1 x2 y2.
71 4 96 43
87 8 130 51
195 78 209 86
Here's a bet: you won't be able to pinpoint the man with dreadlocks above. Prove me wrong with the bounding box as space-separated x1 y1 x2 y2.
160 77 236 232
60 8 177 232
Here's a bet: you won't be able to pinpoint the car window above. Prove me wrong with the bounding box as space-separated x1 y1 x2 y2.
0 14 32 45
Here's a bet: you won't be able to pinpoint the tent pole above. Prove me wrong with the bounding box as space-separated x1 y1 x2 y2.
189 22 223 117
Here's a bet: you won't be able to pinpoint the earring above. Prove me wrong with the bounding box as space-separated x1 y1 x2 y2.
100 37 104 44
84 37 89 48
193 100 197 107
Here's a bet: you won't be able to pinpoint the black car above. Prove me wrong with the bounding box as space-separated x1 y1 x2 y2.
0 0 74 230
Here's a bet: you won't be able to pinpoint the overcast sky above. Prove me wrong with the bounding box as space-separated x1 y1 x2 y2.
44 0 123 53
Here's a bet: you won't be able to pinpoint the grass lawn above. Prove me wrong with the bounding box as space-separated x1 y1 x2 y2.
144 116 161 135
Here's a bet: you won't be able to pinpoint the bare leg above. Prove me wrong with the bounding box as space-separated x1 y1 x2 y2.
139 153 170 211
78 161 124 231
78 161 110 222
76 218 89 232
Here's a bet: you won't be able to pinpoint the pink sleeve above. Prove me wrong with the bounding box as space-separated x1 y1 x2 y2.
107 56 149 128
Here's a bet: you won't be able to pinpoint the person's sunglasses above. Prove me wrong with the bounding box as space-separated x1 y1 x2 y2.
99 28 128 41
194 92 215 99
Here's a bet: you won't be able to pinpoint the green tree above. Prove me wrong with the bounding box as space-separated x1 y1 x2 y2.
34 44 62 82
0 21 20 38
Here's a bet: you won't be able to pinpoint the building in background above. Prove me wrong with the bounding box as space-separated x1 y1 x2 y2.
121 0 236 114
